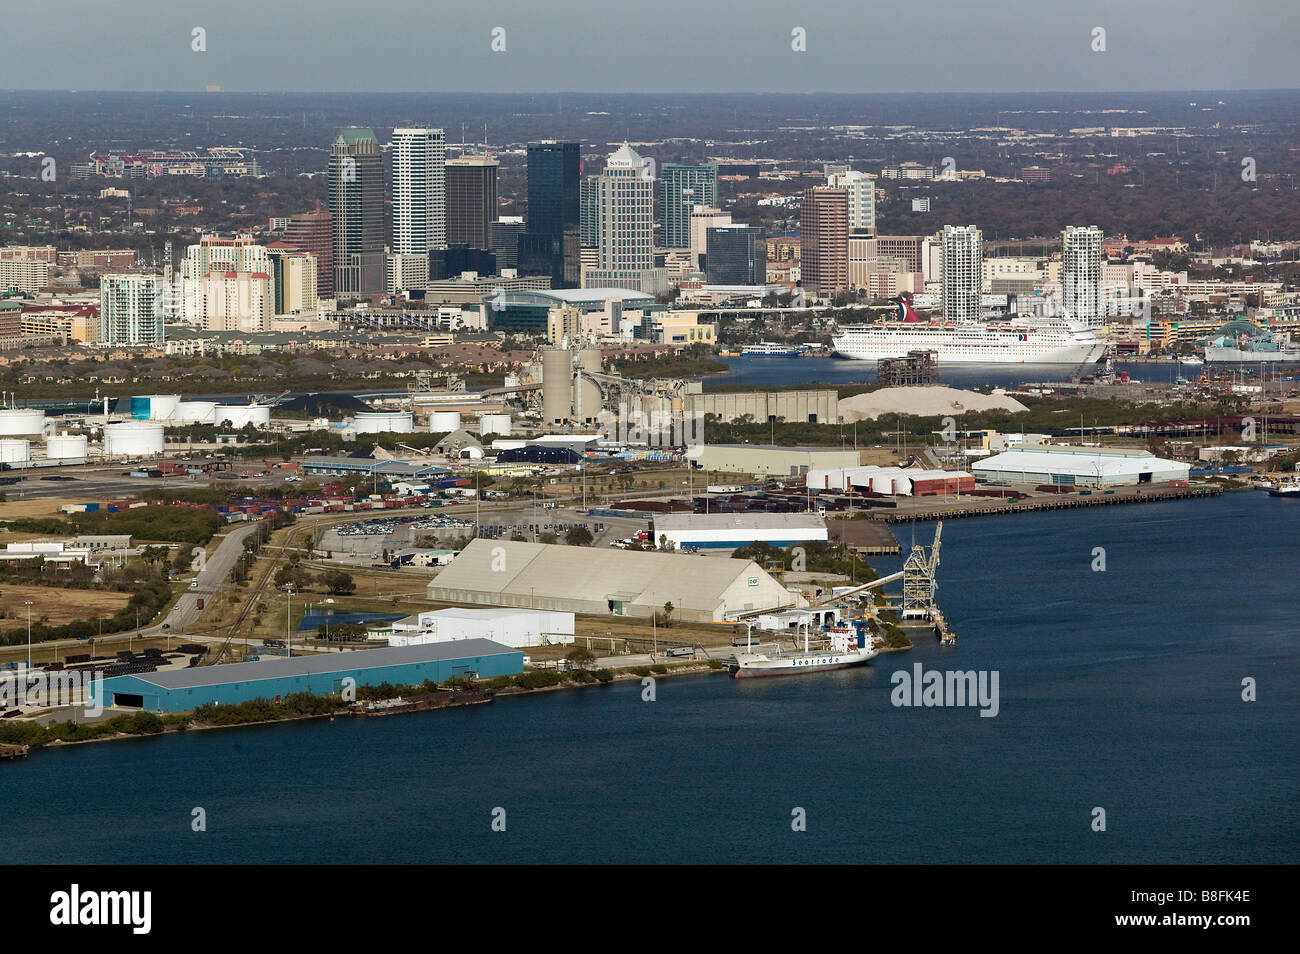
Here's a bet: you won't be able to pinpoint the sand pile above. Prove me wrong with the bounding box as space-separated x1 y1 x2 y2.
838 386 1029 421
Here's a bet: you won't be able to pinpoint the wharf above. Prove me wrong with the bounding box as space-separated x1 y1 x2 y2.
871 485 1222 523
827 518 901 554
0 743 30 761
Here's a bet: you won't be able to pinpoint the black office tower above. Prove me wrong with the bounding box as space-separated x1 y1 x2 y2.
522 141 581 288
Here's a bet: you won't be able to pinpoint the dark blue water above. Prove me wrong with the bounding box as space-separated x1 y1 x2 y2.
296 611 403 632
3 493 1295 864
708 356 1177 391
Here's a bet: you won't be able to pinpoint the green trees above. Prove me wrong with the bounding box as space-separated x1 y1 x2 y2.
564 526 594 547
564 646 597 670
320 569 356 596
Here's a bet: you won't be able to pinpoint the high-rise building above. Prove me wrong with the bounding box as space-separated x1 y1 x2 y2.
200 271 272 333
99 274 163 346
1062 225 1104 326
445 155 497 251
584 143 665 293
391 127 446 256
942 225 983 323
579 176 599 248
520 141 580 288
705 225 766 285
827 169 876 234
179 234 271 281
800 187 849 299
661 163 718 249
267 249 319 317
491 217 525 270
689 205 732 268
328 127 385 298
283 201 333 298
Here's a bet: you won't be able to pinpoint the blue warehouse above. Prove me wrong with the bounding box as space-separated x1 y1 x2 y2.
99 639 523 714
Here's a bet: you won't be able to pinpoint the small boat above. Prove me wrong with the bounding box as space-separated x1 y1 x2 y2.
741 341 801 357
1268 479 1300 498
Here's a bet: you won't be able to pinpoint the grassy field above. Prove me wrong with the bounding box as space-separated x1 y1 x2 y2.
0 584 132 629
0 498 85 520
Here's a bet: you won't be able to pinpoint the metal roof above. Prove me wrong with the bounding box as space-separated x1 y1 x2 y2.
652 512 827 531
123 639 517 690
973 450 1188 478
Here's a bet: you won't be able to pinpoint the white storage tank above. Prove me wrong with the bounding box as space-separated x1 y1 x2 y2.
174 401 217 424
213 404 272 429
0 408 46 436
104 421 164 457
45 432 89 460
353 411 414 434
478 413 512 437
428 411 462 433
0 438 31 464
133 394 180 421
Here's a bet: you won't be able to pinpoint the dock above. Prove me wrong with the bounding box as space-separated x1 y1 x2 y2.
0 743 30 761
827 518 901 554
870 484 1222 523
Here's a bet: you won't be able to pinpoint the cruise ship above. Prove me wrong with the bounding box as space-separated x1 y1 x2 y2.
831 297 1108 365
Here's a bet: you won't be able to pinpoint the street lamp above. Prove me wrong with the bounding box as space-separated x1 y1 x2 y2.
24 601 33 671
285 585 295 658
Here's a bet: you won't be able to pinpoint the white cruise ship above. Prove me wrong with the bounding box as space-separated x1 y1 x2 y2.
831 298 1108 365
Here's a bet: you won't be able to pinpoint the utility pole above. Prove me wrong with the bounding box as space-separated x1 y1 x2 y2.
25 601 33 671
285 585 295 658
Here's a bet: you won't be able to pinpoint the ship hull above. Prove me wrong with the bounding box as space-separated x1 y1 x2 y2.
831 325 1107 364
729 650 877 678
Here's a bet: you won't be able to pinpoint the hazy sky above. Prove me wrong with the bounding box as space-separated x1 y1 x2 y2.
4 0 1299 93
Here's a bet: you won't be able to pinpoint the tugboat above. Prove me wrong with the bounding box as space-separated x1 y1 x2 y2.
729 619 880 678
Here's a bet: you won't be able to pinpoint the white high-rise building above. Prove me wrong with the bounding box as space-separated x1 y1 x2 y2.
99 274 163 346
178 235 272 323
391 128 446 255
689 205 732 268
827 169 876 234
200 271 271 333
942 225 983 323
584 143 665 293
1062 225 1104 326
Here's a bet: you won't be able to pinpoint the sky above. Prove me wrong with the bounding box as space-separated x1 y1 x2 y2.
3 0 1299 93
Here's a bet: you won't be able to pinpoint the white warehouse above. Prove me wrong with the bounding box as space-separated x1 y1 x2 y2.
382 608 575 649
971 446 1190 487
651 512 829 550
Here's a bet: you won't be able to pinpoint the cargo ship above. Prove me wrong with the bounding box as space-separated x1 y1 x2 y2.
1268 478 1300 498
729 621 879 678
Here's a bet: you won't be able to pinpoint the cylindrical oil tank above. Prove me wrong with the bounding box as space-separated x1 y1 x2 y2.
428 411 462 433
478 413 512 437
0 408 46 436
213 404 272 429
132 394 180 421
173 401 218 424
541 349 571 425
352 411 414 434
0 439 31 463
45 432 89 460
104 422 164 457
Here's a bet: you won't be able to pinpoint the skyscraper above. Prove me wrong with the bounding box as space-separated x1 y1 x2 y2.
583 143 665 293
1062 225 1104 326
445 155 498 251
579 175 599 248
942 225 983 323
283 201 332 298
705 225 767 285
800 187 849 299
391 127 446 255
520 141 580 288
491 217 525 270
661 163 718 250
100 274 163 346
827 169 876 235
328 127 384 298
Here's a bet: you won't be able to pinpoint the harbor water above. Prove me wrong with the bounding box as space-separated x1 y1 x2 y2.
1 493 1295 864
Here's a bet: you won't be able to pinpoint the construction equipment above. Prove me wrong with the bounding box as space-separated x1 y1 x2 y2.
902 521 942 620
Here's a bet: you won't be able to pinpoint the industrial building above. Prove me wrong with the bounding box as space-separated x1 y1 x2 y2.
685 389 839 425
379 608 575 648
427 539 804 623
971 447 1190 486
651 512 828 550
689 444 861 477
98 640 523 714
806 465 976 496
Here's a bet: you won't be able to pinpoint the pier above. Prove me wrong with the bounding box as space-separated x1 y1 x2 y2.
871 484 1222 523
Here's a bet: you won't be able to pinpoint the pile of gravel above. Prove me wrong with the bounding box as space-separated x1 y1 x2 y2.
838 386 1029 421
